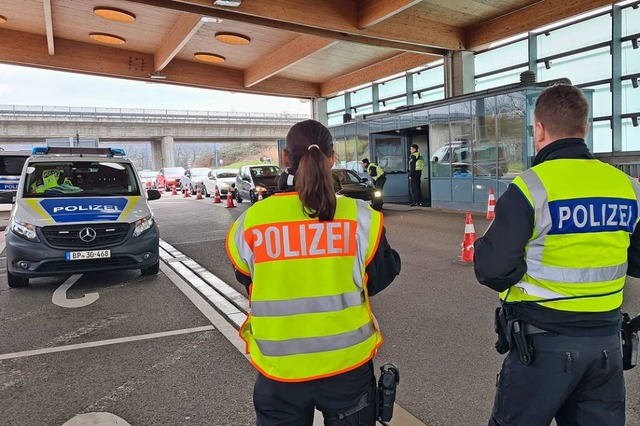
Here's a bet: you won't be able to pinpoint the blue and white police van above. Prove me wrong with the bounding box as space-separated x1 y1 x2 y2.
0 150 31 204
5 146 161 288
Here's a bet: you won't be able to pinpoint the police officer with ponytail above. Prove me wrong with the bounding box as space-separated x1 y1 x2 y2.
227 119 401 425
474 84 640 426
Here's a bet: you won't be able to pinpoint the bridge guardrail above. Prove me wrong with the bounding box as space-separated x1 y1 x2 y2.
0 105 309 125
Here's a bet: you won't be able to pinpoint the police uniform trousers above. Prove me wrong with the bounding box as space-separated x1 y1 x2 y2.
253 360 377 426
409 172 422 205
374 175 386 192
489 333 624 426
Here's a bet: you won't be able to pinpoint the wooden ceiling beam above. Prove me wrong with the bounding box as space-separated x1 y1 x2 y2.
43 0 55 55
154 13 204 71
122 0 453 54
357 0 423 28
466 0 617 50
0 28 320 98
244 35 336 87
320 52 440 97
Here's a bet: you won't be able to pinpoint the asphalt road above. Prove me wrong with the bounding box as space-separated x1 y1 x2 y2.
1 193 639 425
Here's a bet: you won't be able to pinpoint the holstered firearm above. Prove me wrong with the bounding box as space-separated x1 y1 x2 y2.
377 363 399 423
622 313 640 370
494 306 533 364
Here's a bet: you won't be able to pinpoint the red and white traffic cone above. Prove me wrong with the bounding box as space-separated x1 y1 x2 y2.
460 211 476 263
213 187 222 204
225 189 236 208
486 187 496 220
257 191 263 202
171 185 177 196
183 186 191 198
196 187 203 200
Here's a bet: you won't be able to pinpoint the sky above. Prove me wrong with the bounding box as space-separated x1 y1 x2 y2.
0 63 311 115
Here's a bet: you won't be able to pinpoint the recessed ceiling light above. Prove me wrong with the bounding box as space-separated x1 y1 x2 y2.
194 52 226 63
215 32 250 45
89 33 126 45
0 15 7 24
93 7 136 23
214 0 242 6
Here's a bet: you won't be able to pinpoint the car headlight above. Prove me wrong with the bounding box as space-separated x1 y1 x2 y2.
11 219 39 242
133 214 154 237
374 190 382 198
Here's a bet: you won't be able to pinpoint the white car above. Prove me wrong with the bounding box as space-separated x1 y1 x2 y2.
201 168 238 197
180 167 212 194
138 170 159 189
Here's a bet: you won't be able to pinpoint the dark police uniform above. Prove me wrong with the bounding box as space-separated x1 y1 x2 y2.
474 138 640 426
408 152 423 206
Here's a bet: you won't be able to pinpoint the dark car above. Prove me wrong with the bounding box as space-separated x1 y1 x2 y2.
235 164 282 204
332 168 383 210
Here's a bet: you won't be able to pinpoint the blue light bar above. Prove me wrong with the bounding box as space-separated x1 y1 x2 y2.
31 147 49 155
109 148 126 157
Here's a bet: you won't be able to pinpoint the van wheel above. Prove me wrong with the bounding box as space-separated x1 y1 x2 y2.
141 261 159 276
7 270 28 288
235 191 243 203
249 190 256 204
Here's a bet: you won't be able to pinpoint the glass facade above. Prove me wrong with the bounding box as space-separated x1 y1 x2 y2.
324 1 638 211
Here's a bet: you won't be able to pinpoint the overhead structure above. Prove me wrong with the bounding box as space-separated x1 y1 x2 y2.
0 0 618 99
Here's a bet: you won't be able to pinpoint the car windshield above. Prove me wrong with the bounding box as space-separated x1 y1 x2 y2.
190 168 210 177
334 170 361 185
250 166 281 178
164 167 185 175
139 171 158 179
23 161 140 197
216 172 237 179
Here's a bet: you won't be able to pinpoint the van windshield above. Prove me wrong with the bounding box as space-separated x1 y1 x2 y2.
23 161 141 197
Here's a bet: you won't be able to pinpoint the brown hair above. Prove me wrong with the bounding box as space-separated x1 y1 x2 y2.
284 120 336 221
534 84 589 138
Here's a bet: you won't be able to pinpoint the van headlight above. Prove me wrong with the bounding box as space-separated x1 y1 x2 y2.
133 215 154 237
11 220 39 242
374 190 382 198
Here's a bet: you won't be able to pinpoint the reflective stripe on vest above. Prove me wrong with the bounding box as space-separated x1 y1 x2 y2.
226 193 384 381
502 160 638 311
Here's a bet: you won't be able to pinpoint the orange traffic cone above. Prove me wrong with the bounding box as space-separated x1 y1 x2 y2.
257 191 263 202
486 187 496 220
184 186 191 198
213 187 222 203
225 189 236 208
196 187 203 200
460 211 476 263
171 185 177 196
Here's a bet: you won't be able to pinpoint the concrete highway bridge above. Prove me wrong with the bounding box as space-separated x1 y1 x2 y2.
0 105 309 169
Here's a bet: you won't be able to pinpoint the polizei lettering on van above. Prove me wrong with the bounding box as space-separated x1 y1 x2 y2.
549 197 638 235
52 205 120 213
246 219 357 263
39 197 129 223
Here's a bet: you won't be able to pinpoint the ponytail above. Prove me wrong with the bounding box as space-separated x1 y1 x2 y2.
295 146 336 221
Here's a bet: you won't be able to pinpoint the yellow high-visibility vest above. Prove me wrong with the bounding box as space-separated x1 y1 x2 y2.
504 159 640 312
368 163 385 181
226 192 384 382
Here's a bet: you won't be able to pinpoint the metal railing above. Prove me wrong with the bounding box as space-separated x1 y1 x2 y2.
0 105 310 125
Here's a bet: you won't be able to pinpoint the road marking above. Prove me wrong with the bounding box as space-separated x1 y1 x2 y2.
52 274 99 308
0 325 214 361
62 412 131 426
160 242 425 426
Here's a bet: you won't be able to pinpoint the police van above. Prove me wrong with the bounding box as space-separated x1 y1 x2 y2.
0 150 31 204
5 146 161 288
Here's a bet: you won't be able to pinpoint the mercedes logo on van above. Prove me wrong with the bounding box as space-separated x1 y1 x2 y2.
79 227 97 242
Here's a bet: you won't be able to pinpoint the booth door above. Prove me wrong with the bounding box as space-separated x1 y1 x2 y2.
370 133 409 203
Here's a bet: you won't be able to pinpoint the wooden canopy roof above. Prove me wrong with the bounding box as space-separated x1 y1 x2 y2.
0 0 616 99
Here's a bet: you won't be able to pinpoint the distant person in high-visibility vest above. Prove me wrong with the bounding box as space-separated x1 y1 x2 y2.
474 84 640 426
226 119 401 425
408 144 424 206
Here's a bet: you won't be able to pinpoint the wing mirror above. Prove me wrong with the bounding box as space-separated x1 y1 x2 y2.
146 189 161 201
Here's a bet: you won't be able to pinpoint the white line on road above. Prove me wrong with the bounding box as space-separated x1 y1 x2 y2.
0 325 215 361
52 274 99 308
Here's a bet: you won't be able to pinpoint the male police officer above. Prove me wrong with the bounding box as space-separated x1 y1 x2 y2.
361 158 386 191
474 84 640 426
408 144 424 206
